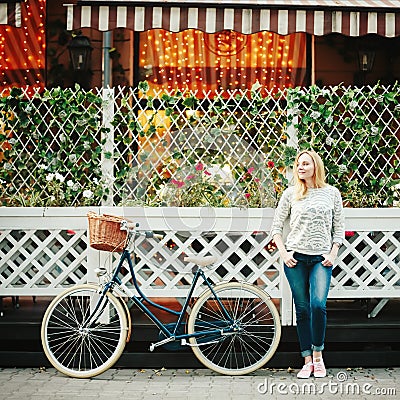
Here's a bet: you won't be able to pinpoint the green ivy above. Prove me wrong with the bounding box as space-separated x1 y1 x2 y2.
0 86 115 206
286 84 400 207
1 83 399 208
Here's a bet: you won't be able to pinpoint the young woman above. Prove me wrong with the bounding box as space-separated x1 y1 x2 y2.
271 150 345 378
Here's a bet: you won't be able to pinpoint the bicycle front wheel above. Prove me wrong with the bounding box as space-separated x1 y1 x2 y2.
41 284 128 378
187 281 281 375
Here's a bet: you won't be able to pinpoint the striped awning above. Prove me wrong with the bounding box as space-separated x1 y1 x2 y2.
0 1 21 27
65 2 400 37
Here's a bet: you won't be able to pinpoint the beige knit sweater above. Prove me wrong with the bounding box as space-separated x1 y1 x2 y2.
270 185 345 255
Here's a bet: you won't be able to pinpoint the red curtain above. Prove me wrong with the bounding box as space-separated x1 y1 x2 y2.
0 0 46 94
139 30 307 95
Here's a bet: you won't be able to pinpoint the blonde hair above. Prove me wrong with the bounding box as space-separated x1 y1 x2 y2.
293 150 327 200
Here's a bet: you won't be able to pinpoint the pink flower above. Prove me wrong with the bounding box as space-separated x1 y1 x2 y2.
195 163 204 171
345 231 355 237
186 175 195 180
171 179 185 188
247 167 255 174
254 178 260 182
204 171 212 176
245 193 251 198
267 161 275 168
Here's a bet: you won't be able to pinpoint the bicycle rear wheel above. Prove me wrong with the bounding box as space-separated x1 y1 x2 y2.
41 284 128 378
187 281 281 375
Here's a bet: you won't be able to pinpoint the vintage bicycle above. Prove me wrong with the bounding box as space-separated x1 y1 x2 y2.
41 213 281 378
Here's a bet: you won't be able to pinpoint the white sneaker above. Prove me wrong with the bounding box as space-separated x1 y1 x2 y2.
313 358 326 378
297 362 314 379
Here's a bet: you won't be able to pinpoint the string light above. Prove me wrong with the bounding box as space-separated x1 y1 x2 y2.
0 0 46 93
140 29 306 94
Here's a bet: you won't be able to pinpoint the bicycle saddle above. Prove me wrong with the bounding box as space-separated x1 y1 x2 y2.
184 255 218 267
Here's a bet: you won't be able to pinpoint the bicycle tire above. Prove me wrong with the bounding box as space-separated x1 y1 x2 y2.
41 284 128 378
187 281 281 375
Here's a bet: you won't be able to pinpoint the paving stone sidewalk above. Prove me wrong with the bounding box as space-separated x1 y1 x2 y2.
0 367 398 400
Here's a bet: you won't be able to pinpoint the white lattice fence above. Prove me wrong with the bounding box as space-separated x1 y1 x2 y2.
89 206 281 298
0 208 90 295
1 207 400 324
106 86 287 208
288 85 400 206
109 230 281 295
3 85 398 208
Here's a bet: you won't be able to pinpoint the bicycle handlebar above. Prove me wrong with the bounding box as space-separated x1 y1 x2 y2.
120 220 164 240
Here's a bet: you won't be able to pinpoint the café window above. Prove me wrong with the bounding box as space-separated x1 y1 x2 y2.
139 29 307 95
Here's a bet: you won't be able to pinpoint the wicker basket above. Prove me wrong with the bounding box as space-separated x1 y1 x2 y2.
87 212 128 252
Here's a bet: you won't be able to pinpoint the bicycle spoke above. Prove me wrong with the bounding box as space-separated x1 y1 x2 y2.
42 285 127 378
188 282 281 375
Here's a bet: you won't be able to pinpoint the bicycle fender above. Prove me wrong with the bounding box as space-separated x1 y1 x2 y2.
118 297 132 343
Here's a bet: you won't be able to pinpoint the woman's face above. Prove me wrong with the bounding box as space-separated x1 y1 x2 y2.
296 153 315 183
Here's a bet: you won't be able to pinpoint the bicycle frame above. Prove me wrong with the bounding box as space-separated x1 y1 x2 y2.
97 248 236 347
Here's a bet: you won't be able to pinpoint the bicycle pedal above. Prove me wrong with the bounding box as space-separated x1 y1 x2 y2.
149 336 175 352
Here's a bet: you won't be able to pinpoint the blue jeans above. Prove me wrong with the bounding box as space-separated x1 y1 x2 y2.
284 252 332 357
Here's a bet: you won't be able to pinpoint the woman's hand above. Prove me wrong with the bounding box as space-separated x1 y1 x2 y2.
282 250 297 268
322 243 340 267
322 253 335 267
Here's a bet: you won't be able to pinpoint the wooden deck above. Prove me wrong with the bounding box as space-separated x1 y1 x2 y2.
0 296 399 369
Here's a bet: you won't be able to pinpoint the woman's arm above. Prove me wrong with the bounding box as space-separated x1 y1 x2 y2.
323 188 345 266
273 233 297 268
322 242 340 267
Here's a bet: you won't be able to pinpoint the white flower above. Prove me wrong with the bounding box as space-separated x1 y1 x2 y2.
339 164 348 174
326 115 334 125
69 154 77 163
46 173 55 181
76 119 87 126
54 173 65 182
93 177 99 185
310 111 321 120
38 164 48 170
326 136 335 146
67 180 74 188
3 163 12 170
371 126 379 135
156 184 173 200
83 189 93 199
291 106 301 116
349 100 358 110
59 111 67 119
60 134 66 143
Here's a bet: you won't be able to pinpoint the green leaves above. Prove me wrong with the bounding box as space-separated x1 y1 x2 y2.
287 83 399 207
0 85 110 206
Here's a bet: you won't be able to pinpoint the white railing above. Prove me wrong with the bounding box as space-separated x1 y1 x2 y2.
1 207 399 324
